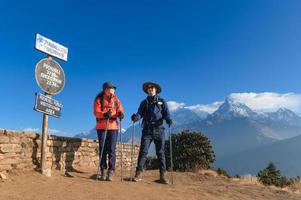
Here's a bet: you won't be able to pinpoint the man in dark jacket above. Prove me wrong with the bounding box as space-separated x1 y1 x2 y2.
131 82 172 184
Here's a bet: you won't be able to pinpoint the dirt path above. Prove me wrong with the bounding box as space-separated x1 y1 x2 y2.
0 169 300 200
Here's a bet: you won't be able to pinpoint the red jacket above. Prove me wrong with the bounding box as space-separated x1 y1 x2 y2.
93 92 124 130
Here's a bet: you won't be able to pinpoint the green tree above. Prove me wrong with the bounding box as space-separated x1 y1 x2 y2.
165 130 215 171
257 162 281 186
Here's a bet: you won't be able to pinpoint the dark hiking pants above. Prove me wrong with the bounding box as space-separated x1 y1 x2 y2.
136 127 166 173
97 130 118 171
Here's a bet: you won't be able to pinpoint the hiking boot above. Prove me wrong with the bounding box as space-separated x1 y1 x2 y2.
133 170 143 182
106 170 114 181
159 172 169 184
99 169 106 181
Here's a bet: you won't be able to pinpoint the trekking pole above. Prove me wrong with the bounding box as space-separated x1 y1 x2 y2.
96 118 110 181
119 118 123 182
130 121 135 181
169 126 174 184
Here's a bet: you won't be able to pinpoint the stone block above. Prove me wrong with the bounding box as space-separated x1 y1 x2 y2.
2 153 18 158
9 136 20 144
47 140 53 146
0 172 8 179
0 144 22 153
0 158 22 165
0 154 5 161
5 130 20 137
0 164 12 171
22 132 39 139
0 136 9 144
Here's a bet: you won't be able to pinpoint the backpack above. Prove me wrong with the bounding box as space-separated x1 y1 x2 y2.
95 92 118 112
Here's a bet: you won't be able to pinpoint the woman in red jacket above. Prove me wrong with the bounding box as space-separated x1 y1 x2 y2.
94 82 124 181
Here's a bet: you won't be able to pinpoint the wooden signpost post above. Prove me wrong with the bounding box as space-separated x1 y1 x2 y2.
34 33 68 176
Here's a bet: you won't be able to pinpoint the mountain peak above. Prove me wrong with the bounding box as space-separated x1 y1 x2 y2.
211 98 256 119
276 107 293 113
269 107 300 122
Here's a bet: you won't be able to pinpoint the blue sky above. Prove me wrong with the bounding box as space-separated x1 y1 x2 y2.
1 0 301 136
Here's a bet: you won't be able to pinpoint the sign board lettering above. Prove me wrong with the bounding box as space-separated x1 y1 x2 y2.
35 58 65 95
34 93 62 117
35 33 68 61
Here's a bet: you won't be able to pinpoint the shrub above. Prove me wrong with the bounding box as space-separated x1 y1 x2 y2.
234 174 241 178
145 156 159 170
165 130 215 171
257 162 300 188
216 168 231 178
257 162 281 186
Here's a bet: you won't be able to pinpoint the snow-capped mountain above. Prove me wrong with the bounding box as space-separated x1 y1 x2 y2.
209 98 260 120
170 108 204 126
265 108 301 125
74 128 126 140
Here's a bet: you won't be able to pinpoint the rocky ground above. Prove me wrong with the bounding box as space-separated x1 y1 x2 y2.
0 168 300 200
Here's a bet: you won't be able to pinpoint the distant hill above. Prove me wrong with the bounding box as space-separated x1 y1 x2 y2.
216 134 301 177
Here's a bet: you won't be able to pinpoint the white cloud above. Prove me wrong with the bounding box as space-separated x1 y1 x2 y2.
167 101 185 111
167 101 222 114
186 101 223 114
49 129 64 135
228 92 301 114
22 128 40 133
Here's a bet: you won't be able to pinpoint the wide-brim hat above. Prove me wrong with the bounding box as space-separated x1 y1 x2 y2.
143 82 161 94
102 82 117 90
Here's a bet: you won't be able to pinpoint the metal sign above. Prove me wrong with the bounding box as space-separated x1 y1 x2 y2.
35 33 68 61
35 58 65 95
34 93 62 118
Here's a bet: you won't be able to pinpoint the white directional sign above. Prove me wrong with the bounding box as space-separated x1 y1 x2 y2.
35 33 68 61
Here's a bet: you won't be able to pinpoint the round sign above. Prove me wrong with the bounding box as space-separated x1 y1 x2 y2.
35 58 65 95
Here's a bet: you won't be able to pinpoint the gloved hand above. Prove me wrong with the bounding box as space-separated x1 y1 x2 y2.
103 110 112 119
166 119 173 127
131 114 139 122
118 112 124 120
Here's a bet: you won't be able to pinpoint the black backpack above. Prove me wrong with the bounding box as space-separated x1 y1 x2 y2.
95 92 118 112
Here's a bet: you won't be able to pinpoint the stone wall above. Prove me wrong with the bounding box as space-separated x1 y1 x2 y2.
0 129 140 176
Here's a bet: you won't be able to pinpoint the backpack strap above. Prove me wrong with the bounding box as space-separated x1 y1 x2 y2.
144 97 163 114
96 92 118 112
114 99 118 111
95 92 105 111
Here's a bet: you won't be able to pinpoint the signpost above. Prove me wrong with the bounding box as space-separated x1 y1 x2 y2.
34 93 62 118
35 33 68 61
34 33 68 176
35 57 65 95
